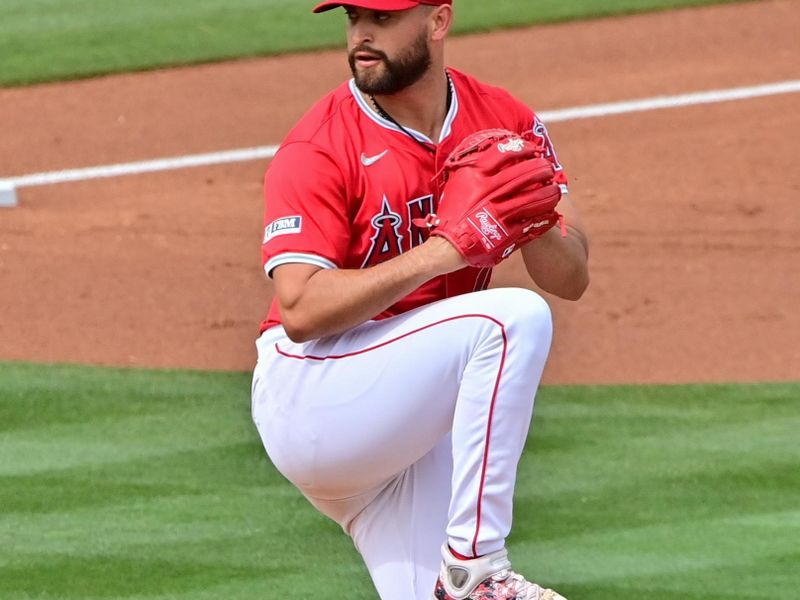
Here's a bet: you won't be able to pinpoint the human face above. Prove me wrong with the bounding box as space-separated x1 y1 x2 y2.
346 7 433 95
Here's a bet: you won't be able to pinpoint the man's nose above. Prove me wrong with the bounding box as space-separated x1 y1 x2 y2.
349 23 374 48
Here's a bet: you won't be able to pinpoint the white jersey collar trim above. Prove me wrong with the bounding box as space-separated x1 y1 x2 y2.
349 74 459 145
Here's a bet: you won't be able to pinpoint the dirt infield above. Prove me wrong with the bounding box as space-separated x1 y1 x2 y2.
0 1 798 384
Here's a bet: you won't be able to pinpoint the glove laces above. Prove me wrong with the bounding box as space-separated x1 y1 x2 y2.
412 213 440 229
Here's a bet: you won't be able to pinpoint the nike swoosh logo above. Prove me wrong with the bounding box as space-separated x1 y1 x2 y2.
360 150 389 167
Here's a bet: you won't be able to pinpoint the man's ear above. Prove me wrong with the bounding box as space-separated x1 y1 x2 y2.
429 5 453 42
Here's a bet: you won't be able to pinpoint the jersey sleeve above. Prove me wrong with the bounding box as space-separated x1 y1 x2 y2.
517 107 569 195
262 141 351 277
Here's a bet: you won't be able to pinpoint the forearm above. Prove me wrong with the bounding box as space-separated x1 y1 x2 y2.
521 223 589 300
277 237 464 342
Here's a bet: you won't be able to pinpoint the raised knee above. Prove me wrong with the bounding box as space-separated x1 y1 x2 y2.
494 288 553 341
493 288 551 330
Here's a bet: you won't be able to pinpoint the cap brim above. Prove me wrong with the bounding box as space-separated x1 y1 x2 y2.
313 0 421 13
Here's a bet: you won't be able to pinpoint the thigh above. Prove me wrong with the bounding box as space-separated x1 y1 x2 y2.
252 288 548 509
252 305 467 500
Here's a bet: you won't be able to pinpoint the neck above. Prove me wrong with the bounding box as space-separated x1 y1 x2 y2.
367 67 450 142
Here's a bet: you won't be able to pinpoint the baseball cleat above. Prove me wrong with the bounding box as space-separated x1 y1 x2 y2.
432 544 567 600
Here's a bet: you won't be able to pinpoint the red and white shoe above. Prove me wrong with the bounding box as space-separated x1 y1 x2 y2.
432 544 567 600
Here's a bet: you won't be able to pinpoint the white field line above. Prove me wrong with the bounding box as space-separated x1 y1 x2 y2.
2 145 280 189
537 79 800 122
2 79 799 190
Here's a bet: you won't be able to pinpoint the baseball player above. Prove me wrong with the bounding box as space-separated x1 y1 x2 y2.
251 1 589 599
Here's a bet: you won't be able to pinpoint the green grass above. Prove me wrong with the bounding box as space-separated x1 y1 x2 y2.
0 0 754 86
1 361 798 598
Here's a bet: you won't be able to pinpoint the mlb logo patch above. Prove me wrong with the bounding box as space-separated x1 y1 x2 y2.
264 216 302 243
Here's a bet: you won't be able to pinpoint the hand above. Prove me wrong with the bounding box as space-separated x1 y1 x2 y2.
416 129 563 269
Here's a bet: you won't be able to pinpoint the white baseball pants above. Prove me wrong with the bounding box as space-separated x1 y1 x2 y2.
251 287 553 600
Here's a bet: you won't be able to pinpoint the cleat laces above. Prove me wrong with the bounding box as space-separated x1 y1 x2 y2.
489 569 558 600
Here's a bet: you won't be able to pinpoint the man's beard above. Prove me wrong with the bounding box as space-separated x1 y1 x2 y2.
349 31 432 96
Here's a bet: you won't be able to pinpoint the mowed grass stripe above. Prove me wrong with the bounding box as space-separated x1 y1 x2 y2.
1 362 369 598
511 383 800 599
0 364 252 477
1 362 798 598
517 510 800 584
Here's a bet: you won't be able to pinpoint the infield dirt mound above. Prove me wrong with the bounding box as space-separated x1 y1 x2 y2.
0 0 798 383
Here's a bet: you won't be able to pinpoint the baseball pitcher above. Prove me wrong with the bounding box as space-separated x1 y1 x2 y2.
251 1 590 598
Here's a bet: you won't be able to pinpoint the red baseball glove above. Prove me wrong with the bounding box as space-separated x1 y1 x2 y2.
417 129 563 268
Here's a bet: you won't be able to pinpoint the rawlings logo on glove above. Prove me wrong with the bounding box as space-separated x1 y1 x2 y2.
497 138 525 154
415 129 564 269
471 209 505 245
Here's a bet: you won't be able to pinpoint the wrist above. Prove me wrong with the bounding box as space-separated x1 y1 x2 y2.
420 235 467 276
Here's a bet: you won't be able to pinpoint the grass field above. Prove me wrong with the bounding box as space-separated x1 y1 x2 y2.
0 0 752 86
1 362 798 599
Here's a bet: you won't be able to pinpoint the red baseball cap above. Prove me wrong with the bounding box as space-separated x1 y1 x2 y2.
313 0 452 14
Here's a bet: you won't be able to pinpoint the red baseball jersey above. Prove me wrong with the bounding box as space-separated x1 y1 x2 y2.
260 67 568 333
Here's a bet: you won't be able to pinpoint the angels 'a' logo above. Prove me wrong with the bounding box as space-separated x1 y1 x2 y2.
406 194 435 249
532 116 563 171
362 196 404 268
